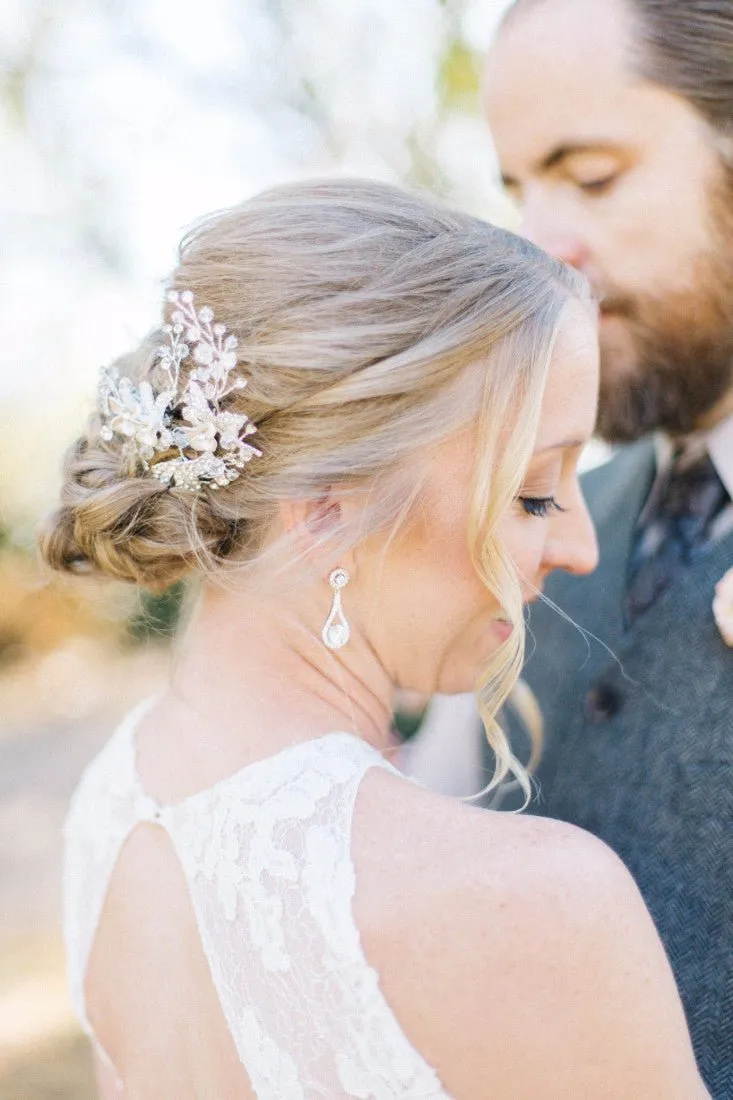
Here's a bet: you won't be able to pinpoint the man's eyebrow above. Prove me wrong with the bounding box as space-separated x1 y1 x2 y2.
501 142 623 188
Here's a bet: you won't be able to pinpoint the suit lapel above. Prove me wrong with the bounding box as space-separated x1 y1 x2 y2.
583 441 657 652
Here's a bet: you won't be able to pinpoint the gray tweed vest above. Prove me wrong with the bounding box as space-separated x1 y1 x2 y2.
490 439 733 1098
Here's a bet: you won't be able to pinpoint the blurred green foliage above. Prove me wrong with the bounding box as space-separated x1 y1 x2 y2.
439 38 482 109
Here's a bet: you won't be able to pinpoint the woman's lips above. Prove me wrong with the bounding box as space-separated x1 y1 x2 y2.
492 619 513 641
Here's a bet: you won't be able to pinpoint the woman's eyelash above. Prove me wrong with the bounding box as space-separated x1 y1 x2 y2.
518 495 566 518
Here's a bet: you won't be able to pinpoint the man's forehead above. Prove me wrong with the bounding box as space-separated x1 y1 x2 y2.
483 0 636 160
489 0 631 79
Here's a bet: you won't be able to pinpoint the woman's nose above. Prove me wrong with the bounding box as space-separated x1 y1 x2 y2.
546 495 599 578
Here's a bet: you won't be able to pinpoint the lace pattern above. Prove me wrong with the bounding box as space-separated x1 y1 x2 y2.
63 712 453 1099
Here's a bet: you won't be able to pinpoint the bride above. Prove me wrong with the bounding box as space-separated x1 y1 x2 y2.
43 179 705 1098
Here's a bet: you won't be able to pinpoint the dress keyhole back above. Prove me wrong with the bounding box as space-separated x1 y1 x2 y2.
83 820 256 1099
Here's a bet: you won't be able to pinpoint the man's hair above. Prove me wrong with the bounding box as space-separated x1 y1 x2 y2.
631 0 733 138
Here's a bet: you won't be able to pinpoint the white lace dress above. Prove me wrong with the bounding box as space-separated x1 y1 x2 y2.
63 701 454 1098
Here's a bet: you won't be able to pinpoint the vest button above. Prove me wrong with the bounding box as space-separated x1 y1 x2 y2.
584 683 622 724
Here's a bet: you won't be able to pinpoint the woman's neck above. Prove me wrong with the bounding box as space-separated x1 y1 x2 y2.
166 582 396 761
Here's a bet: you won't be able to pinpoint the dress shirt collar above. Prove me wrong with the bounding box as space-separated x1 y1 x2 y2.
708 412 733 500
653 409 733 499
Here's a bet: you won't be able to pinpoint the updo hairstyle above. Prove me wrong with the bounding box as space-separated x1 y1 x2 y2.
41 177 590 795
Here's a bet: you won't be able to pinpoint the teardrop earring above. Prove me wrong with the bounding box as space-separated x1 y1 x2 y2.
321 568 350 650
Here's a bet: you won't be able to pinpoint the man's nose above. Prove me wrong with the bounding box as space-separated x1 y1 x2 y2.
519 200 587 269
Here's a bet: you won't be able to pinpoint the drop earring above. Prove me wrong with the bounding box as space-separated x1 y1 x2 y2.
321 568 350 650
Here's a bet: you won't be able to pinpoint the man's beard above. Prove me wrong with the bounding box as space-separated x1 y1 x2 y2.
595 181 733 443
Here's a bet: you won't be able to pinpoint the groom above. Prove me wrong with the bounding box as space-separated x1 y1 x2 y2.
472 0 733 1094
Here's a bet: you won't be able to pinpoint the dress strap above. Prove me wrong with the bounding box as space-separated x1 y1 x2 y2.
63 697 164 1057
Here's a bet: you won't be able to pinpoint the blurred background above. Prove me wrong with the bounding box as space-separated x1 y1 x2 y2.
0 1 516 1094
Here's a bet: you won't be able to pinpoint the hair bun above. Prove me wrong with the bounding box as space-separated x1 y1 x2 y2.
40 432 233 591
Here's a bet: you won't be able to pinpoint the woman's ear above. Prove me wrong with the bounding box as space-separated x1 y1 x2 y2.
278 487 359 578
278 492 343 543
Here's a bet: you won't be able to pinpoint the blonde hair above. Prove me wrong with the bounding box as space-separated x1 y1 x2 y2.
42 177 590 797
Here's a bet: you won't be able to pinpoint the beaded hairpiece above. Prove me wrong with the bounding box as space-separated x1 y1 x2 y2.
98 290 261 493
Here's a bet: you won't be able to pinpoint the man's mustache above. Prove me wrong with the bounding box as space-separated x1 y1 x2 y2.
596 290 636 317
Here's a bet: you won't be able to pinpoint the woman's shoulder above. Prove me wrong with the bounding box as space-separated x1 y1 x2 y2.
354 767 704 1099
356 762 633 944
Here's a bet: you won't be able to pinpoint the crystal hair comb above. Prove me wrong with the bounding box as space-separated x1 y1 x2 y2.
98 290 261 493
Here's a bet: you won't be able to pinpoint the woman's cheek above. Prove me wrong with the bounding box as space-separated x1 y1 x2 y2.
504 517 544 581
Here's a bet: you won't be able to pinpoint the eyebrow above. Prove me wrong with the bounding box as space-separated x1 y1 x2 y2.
501 142 624 189
534 437 586 455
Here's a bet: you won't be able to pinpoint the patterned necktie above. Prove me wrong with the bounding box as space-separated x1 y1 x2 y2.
625 446 730 626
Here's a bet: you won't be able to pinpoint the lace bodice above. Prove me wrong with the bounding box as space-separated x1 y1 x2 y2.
63 702 454 1098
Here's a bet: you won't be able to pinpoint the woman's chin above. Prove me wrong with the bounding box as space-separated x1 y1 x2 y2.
435 623 514 695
